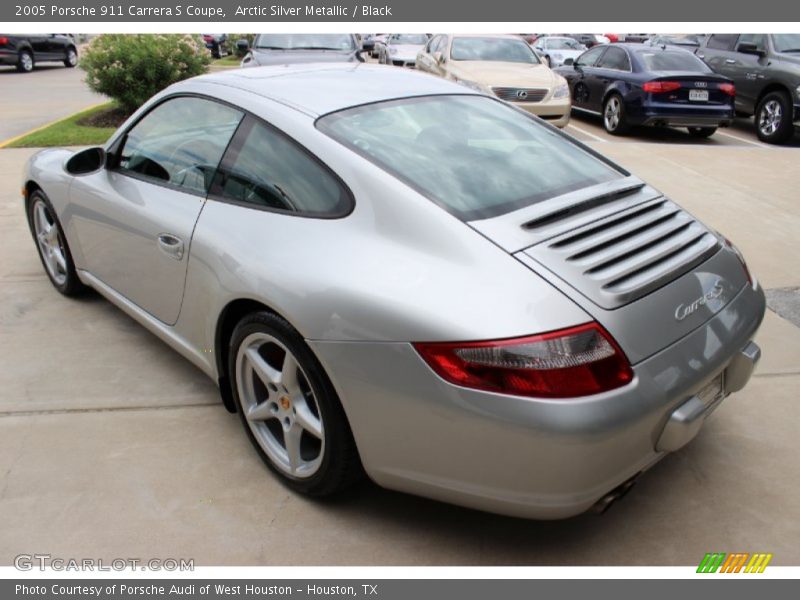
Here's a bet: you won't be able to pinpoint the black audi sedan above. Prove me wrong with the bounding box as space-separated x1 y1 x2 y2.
0 34 78 73
555 43 735 137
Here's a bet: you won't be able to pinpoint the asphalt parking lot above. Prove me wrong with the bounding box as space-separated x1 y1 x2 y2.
1 66 799 566
0 65 104 142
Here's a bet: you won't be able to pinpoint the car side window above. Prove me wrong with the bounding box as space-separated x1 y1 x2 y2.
118 97 243 194
737 34 766 51
706 34 738 51
598 47 630 71
575 46 605 67
212 117 351 217
429 35 445 54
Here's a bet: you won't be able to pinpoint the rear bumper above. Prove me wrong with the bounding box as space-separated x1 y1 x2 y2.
0 50 18 65
309 282 766 519
634 101 735 128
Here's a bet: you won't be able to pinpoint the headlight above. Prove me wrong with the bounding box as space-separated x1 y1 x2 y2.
796 84 800 98
454 78 486 93
553 83 570 99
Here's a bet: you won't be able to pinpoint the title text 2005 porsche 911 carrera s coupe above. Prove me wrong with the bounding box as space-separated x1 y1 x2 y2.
22 63 765 519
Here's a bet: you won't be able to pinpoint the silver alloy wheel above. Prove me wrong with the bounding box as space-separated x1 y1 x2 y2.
32 199 68 285
235 332 325 479
604 96 621 131
20 52 33 72
758 99 782 137
66 49 77 66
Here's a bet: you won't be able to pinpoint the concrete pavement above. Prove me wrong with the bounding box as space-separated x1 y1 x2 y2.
1 136 799 565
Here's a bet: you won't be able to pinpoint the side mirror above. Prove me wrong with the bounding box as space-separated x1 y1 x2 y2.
737 42 765 56
65 147 106 175
433 51 444 64
563 58 575 66
236 39 249 51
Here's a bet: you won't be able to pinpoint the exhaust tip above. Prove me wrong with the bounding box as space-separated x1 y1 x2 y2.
590 474 640 515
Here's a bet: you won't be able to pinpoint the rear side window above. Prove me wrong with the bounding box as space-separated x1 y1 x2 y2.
118 97 243 194
706 34 738 51
598 47 630 71
638 50 710 72
211 117 351 217
318 95 622 221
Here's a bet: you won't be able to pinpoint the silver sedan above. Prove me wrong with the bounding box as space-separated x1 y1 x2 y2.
22 63 765 519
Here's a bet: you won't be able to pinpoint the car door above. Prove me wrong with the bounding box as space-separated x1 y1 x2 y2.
68 96 244 325
569 45 608 110
730 34 770 113
27 35 49 60
415 35 442 74
697 34 739 80
592 46 631 105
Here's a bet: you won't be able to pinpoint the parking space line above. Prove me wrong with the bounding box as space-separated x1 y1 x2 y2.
715 129 771 149
565 123 607 143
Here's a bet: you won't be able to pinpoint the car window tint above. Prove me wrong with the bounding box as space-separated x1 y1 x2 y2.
737 34 766 50
706 34 738 51
638 50 710 72
575 46 605 67
214 119 350 216
318 95 621 221
119 97 243 194
598 47 630 70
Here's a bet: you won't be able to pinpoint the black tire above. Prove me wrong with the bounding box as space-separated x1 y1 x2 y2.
26 190 86 296
687 127 717 138
16 49 34 73
755 90 795 144
228 311 363 496
603 93 630 135
63 46 78 68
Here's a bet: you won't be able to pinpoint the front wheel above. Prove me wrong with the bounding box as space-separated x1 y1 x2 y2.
603 94 630 135
687 127 717 138
755 91 794 144
229 312 362 496
64 47 78 68
17 50 34 73
26 191 86 296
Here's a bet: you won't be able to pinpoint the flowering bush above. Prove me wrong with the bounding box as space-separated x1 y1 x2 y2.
80 34 211 114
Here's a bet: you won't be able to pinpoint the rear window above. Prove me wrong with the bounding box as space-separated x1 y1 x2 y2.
638 50 710 72
317 95 622 221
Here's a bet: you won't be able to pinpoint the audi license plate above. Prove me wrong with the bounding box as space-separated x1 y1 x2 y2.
697 373 725 408
689 89 709 102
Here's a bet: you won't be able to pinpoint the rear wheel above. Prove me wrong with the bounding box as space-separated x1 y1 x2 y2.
26 190 86 296
755 90 794 144
229 312 362 496
63 47 78 68
17 50 34 73
603 94 630 135
687 127 717 138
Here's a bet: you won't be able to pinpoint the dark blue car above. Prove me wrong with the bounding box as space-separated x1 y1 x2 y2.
555 43 735 137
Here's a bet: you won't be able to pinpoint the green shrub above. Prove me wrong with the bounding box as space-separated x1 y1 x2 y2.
80 34 211 115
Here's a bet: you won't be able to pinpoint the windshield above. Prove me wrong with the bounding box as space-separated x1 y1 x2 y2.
639 50 710 72
254 34 355 51
773 34 800 52
661 35 701 46
390 34 429 45
547 38 582 50
317 95 622 221
450 37 540 64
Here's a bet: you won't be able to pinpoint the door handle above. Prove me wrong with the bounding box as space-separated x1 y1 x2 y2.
697 53 705 58
157 233 184 260
725 59 736 64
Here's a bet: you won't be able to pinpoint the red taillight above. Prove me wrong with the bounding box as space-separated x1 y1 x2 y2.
643 80 681 93
414 323 633 399
0 37 9 46
718 82 736 96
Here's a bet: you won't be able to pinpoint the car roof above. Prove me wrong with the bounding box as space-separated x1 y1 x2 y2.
187 63 474 117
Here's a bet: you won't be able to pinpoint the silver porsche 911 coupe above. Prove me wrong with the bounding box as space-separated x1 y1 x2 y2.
22 63 765 519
